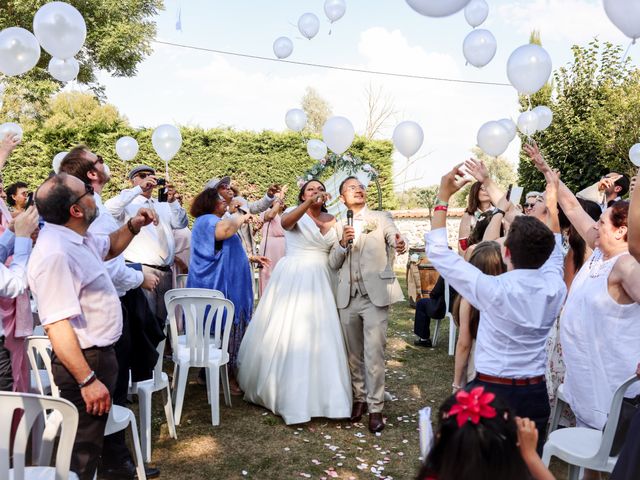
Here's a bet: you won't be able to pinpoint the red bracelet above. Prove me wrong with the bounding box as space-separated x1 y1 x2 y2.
434 205 448 213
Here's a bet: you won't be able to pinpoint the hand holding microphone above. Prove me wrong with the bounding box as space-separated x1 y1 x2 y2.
341 209 355 248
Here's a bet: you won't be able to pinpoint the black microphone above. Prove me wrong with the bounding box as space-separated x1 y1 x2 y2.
346 209 354 245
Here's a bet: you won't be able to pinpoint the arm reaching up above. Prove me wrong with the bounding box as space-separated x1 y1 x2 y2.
629 168 640 262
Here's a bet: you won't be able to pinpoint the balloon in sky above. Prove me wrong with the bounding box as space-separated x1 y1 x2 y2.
405 0 471 17
517 110 539 136
507 44 552 95
152 125 182 162
463 29 496 68
33 1 86 59
532 105 553 131
629 143 640 167
273 37 293 59
285 109 307 132
48 57 79 82
392 121 424 158
324 0 347 23
52 151 68 174
307 139 328 160
0 27 41 77
464 0 489 27
498 118 517 142
604 0 640 41
115 136 139 162
322 116 355 155
298 13 320 40
477 121 509 157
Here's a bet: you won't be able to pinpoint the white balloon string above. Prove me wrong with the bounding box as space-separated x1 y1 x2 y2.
527 96 532 111
621 40 633 64
165 160 169 180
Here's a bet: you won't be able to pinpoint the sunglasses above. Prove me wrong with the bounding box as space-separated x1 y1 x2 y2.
93 155 104 166
524 202 538 209
72 183 95 205
135 172 155 180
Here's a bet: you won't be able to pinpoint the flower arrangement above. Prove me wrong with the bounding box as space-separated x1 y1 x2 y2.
296 152 379 188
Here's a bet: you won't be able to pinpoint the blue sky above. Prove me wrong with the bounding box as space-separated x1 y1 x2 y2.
97 0 634 188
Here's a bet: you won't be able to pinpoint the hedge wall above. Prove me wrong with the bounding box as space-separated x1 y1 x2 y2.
3 126 397 211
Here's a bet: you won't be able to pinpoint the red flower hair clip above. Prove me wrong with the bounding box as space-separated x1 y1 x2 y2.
448 386 497 427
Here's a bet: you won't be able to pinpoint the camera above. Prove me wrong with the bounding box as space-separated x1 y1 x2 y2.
157 178 168 202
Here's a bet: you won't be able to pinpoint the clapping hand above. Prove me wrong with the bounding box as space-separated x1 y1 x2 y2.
438 164 471 201
394 233 407 254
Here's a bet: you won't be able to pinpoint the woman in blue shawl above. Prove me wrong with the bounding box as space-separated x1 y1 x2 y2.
187 180 254 394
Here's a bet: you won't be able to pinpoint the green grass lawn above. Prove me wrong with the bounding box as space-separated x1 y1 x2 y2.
142 275 571 479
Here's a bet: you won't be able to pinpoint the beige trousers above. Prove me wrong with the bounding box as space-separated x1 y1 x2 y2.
339 292 388 413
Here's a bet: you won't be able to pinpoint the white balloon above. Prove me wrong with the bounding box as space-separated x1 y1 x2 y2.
324 0 347 23
629 143 640 167
285 109 307 132
307 139 328 160
48 57 79 82
0 27 41 77
498 118 517 142
273 36 293 59
464 0 489 27
463 29 496 68
392 121 424 158
152 125 182 162
52 151 68 174
604 0 640 41
517 110 539 136
322 116 355 155
298 13 320 40
0 122 23 142
405 0 471 17
507 44 552 95
33 1 86 59
103 163 111 177
115 136 139 162
477 121 509 157
532 105 553 131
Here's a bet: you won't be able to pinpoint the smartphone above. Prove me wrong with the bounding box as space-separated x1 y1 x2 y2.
506 184 513 201
510 186 524 206
25 192 34 209
157 178 168 202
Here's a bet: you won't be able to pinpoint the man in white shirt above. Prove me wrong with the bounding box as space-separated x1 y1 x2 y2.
28 173 156 480
577 172 630 211
0 207 38 391
59 147 161 479
426 162 566 451
105 165 188 329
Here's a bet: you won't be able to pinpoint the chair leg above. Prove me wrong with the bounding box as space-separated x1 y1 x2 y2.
221 364 232 408
205 366 211 405
432 319 441 347
127 412 147 480
567 464 580 480
548 397 565 439
162 384 178 439
173 364 189 426
208 365 220 426
448 317 457 356
138 389 152 463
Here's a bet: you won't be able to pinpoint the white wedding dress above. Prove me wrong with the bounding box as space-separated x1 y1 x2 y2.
237 211 352 424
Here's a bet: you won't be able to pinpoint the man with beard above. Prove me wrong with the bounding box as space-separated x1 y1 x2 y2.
59 147 162 479
28 173 156 480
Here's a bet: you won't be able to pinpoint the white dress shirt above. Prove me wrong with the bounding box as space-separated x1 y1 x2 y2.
90 193 143 297
0 229 32 337
104 186 188 267
28 223 122 349
426 228 567 378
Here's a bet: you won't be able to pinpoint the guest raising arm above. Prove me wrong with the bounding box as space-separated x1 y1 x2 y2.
629 167 640 262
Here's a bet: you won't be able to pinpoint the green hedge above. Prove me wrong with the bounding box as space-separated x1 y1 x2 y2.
3 126 396 211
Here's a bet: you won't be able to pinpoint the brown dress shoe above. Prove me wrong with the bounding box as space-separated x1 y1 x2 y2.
350 401 368 422
369 413 385 433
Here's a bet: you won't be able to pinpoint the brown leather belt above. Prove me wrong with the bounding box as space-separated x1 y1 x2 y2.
476 373 545 386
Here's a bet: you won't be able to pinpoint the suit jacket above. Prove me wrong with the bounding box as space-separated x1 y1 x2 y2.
329 209 404 309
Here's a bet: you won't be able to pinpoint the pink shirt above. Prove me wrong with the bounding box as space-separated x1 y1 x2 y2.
28 223 122 349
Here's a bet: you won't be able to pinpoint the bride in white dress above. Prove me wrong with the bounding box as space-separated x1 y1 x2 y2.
237 179 352 424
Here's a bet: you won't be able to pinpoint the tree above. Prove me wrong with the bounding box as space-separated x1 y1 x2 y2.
517 39 640 194
301 87 332 135
0 0 162 121
397 185 438 212
363 83 397 140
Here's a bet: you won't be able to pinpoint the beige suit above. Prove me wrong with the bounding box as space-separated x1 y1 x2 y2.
329 208 404 412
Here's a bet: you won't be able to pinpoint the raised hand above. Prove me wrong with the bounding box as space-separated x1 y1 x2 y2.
267 184 281 198
312 191 332 205
522 141 551 174
13 206 39 238
0 132 21 156
140 175 157 193
438 164 471 201
463 158 489 183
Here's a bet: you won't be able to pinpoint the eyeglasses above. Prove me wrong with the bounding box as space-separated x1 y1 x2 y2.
524 202 538 209
345 184 366 192
72 183 94 205
92 155 104 166
218 184 231 190
135 172 154 180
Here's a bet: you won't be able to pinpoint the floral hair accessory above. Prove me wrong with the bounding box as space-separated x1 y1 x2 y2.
448 386 497 427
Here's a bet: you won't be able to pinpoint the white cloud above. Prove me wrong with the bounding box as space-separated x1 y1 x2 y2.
497 0 626 45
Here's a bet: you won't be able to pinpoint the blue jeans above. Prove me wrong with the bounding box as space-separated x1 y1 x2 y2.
470 378 550 453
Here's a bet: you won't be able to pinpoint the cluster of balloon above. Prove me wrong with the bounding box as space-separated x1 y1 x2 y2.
34 2 86 82
115 136 140 162
0 2 85 82
152 125 182 178
392 121 424 158
629 143 640 167
52 151 68 174
322 116 355 155
517 105 553 137
285 108 307 132
462 0 495 68
273 0 347 59
604 0 640 43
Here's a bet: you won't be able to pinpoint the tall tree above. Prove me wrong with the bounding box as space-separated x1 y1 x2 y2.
517 39 640 193
301 87 332 135
363 83 397 140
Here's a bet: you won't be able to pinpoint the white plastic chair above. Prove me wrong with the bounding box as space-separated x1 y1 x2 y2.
26 336 55 397
165 290 234 426
542 374 640 479
548 383 569 437
1 391 79 480
430 279 457 355
24 336 147 480
128 335 178 463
